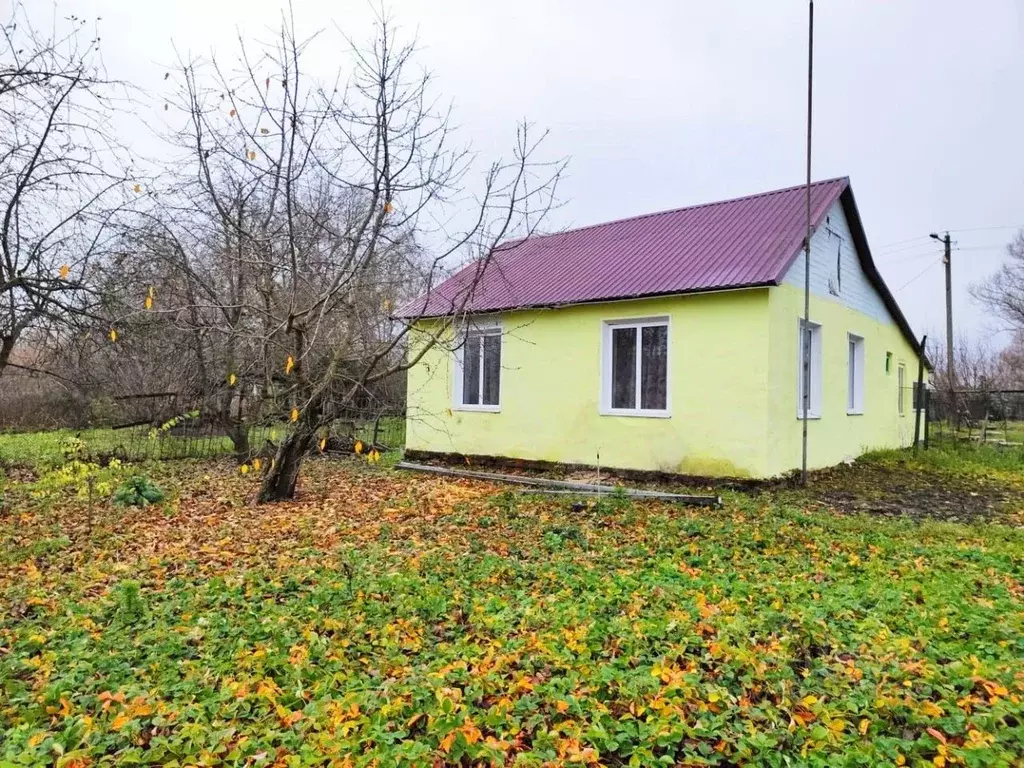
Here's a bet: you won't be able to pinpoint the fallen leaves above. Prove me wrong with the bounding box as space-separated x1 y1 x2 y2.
0 461 1022 766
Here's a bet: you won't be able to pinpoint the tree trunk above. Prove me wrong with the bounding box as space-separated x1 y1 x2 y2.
258 428 314 502
226 421 250 460
0 335 15 380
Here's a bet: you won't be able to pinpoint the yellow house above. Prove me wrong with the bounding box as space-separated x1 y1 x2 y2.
399 178 928 479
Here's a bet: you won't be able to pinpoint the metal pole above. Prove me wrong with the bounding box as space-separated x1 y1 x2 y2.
913 334 927 453
800 0 814 485
942 232 954 429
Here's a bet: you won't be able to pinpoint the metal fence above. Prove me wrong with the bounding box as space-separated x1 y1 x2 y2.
924 389 1024 445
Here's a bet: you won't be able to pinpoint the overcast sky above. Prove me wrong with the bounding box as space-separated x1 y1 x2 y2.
53 0 1024 346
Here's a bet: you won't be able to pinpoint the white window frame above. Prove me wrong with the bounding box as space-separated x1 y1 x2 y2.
796 319 822 419
453 320 502 412
897 362 906 417
600 316 671 418
847 333 865 415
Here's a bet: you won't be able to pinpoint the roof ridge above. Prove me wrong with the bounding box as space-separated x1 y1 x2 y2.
500 176 850 248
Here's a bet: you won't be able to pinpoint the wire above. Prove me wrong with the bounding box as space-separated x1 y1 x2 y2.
874 235 931 252
949 224 1024 234
886 249 941 264
894 259 941 292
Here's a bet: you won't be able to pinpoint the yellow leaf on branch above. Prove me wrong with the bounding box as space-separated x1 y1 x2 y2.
144 295 153 310
227 373 237 387
290 408 299 423
319 437 327 452
59 264 70 280
252 458 262 471
248 150 256 161
354 440 363 455
108 329 118 343
285 355 295 375
133 183 141 193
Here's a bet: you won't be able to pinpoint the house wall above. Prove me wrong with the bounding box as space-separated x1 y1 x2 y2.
766 200 926 476
406 290 774 477
405 200 927 479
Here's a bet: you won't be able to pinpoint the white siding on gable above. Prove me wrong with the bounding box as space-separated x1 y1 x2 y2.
782 200 894 324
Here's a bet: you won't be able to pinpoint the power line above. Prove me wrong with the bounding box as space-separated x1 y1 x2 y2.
948 223 1024 234
874 235 931 251
894 259 941 292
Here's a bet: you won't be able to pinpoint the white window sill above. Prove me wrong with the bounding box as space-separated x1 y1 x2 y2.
453 404 501 413
847 409 864 416
796 413 821 420
600 409 671 419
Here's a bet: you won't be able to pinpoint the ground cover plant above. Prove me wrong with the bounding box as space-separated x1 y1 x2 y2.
0 448 1023 766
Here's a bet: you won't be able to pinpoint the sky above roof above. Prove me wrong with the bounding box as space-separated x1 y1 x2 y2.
51 0 1024 347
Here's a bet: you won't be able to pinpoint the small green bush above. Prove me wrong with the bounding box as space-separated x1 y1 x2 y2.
114 579 146 623
113 475 165 507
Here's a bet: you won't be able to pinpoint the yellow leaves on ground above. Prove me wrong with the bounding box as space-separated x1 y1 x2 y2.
367 449 381 464
439 730 457 753
252 458 261 472
239 464 250 475
58 264 70 280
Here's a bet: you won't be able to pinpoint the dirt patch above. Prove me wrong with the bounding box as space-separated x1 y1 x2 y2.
801 461 1024 525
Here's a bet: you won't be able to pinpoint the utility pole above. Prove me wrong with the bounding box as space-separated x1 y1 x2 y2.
800 0 814 485
930 231 953 427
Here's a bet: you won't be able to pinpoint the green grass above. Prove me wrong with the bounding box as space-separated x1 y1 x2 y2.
1 459 1022 766
862 436 1024 476
0 417 406 469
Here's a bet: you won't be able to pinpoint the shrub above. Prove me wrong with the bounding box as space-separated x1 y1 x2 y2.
113 475 165 507
114 580 146 623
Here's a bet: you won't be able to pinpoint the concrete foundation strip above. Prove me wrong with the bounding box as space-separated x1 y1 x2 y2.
394 461 721 507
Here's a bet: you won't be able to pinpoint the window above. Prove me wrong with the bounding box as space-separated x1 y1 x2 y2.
454 324 501 410
797 320 822 419
601 318 669 416
847 334 865 414
897 363 906 416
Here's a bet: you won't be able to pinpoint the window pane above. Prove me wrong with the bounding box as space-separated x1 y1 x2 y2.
611 327 637 409
800 327 812 412
848 340 856 410
482 333 501 405
462 334 480 405
640 325 668 410
898 366 905 414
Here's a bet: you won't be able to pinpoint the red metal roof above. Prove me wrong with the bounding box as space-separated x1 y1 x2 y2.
399 178 850 319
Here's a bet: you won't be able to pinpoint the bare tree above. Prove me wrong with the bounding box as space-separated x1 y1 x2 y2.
971 230 1024 333
0 2 131 379
114 13 563 500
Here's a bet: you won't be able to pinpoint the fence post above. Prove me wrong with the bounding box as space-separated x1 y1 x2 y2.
923 389 931 450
